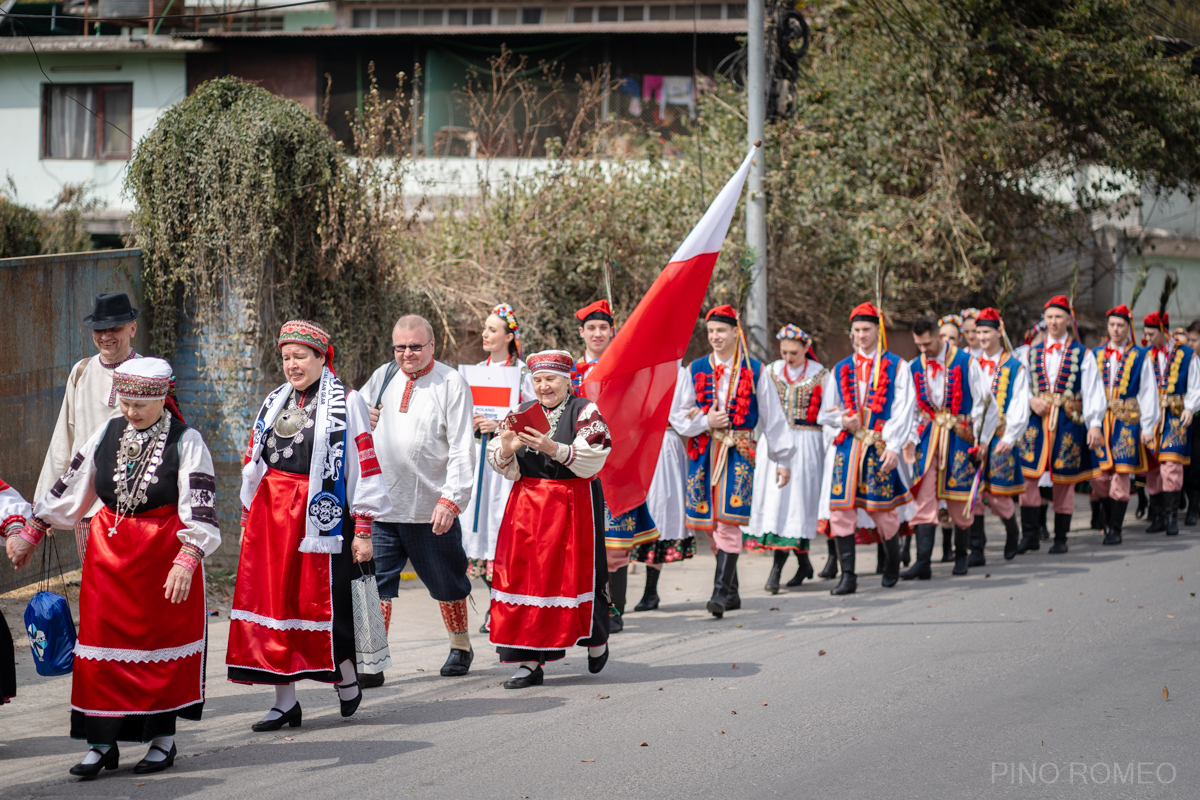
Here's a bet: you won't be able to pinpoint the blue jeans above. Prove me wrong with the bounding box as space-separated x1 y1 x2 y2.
372 519 471 602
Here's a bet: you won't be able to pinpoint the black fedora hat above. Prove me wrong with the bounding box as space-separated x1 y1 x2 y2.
83 293 140 330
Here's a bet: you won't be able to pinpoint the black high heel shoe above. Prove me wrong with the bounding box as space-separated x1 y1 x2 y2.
251 703 302 732
70 745 119 779
338 682 362 717
133 742 177 774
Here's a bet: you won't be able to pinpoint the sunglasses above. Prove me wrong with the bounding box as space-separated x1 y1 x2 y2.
393 340 432 354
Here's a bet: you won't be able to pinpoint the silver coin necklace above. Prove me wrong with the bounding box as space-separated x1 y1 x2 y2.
110 413 170 537
268 386 316 463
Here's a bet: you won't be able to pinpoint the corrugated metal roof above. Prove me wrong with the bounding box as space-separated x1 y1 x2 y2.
175 19 746 37
0 34 213 52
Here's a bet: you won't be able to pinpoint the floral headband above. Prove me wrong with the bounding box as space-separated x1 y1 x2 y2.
937 314 963 330
960 308 980 320
776 324 810 344
491 303 522 359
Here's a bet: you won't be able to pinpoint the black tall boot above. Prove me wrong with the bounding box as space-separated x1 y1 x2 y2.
726 568 741 610
951 526 971 575
765 549 789 594
901 533 912 566
1165 491 1181 536
1048 513 1071 553
1186 488 1200 526
1017 506 1041 554
968 514 987 567
830 537 857 596
1001 514 1020 560
901 524 936 580
1038 502 1050 539
1089 500 1106 531
940 526 954 562
634 565 660 611
875 541 886 574
1135 485 1148 518
707 552 739 618
1103 499 1127 546
881 536 901 587
786 550 814 587
1146 493 1166 533
608 567 627 632
817 538 839 580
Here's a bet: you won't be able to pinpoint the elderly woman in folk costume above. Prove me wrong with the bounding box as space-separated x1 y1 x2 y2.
460 303 535 633
0 479 33 706
9 358 219 778
486 351 613 689
744 325 829 593
227 321 391 730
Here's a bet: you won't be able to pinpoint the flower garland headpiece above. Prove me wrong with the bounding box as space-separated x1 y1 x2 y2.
938 314 963 330
492 302 523 359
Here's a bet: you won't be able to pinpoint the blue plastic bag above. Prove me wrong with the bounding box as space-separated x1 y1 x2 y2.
25 591 76 676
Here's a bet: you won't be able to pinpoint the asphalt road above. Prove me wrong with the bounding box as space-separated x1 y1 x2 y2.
1 494 1196 800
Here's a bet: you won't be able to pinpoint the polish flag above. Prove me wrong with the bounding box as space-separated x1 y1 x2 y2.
581 144 759 516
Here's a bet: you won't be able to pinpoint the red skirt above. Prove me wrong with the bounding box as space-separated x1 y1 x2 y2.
227 468 340 680
72 505 206 716
489 477 597 651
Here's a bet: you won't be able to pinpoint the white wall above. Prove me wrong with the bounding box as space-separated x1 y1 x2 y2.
0 50 187 213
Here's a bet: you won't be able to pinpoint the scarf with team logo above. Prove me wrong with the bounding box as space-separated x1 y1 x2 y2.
241 366 348 554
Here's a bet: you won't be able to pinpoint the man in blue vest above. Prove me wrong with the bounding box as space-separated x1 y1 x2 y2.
1143 311 1200 536
1089 305 1158 545
670 305 793 617
1015 296 1106 554
817 302 916 594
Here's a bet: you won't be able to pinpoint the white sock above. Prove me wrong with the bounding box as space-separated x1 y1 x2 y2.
80 746 111 765
511 660 539 679
143 736 173 762
261 683 297 722
588 644 607 658
337 659 360 702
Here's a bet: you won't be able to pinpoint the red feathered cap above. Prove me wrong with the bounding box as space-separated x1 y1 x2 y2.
575 299 614 324
706 304 740 326
975 307 1002 329
1044 295 1072 313
849 301 880 324
1106 304 1131 322
1144 311 1169 329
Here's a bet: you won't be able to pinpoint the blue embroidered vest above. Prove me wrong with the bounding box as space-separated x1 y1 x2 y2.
684 355 763 530
1153 345 1195 462
982 353 1026 495
911 345 977 501
1017 339 1101 483
1091 343 1148 472
827 351 911 512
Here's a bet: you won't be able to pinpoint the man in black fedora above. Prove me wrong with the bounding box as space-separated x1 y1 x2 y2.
34 293 141 561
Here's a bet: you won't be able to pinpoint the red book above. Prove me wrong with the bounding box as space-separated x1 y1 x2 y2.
505 403 551 435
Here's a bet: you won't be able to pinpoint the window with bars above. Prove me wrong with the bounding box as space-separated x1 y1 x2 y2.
41 83 132 160
346 4 746 28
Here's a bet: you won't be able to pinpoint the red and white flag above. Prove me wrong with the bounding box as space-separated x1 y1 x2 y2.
581 144 759 516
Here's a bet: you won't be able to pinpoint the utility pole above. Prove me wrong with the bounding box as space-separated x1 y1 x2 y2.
744 0 768 360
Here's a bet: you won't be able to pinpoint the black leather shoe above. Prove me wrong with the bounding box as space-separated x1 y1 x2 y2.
588 645 610 674
786 552 815 587
70 745 119 779
633 593 659 611
440 647 473 677
251 703 302 732
1048 539 1069 553
764 562 783 594
634 566 661 610
609 612 624 632
504 665 544 689
133 743 176 774
337 683 362 718
816 539 839 579
830 572 857 595
360 671 385 689
1102 530 1121 545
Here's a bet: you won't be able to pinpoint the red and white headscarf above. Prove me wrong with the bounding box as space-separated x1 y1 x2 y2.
527 350 575 379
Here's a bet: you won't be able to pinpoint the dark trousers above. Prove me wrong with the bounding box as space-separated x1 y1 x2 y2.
373 519 472 602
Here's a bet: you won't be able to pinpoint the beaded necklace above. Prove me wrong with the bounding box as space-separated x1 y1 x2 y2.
109 413 170 537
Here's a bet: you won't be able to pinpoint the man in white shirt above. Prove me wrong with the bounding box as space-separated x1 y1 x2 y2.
364 314 476 683
817 302 916 593
1142 310 1200 535
900 316 991 578
1015 296 1106 554
36 293 140 562
1088 305 1159 545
